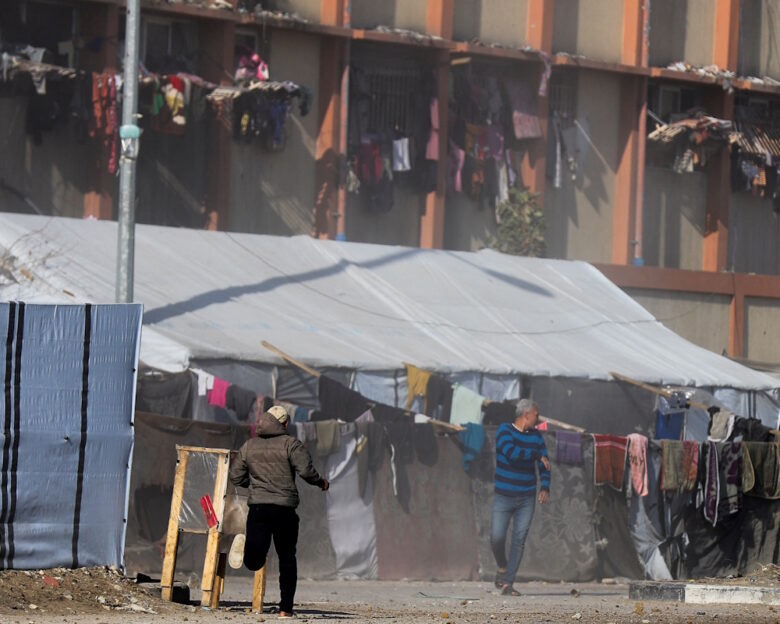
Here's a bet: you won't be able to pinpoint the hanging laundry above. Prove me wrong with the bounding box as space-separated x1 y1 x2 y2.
425 97 439 161
742 442 780 499
458 422 485 472
709 409 736 442
505 80 542 140
703 441 720 526
318 376 370 423
627 434 649 497
450 384 485 427
315 420 341 457
717 441 743 521
207 377 230 408
295 405 310 423
382 419 414 512
225 384 258 420
295 421 317 445
448 140 465 193
660 440 699 491
356 421 386 498
554 430 583 465
424 374 453 422
413 423 438 466
593 434 628 490
324 431 379 579
655 410 684 441
392 137 411 171
732 417 774 442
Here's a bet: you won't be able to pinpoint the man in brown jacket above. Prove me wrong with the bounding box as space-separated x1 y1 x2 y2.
229 405 328 618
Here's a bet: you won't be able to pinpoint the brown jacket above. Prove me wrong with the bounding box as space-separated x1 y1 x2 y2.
229 413 324 507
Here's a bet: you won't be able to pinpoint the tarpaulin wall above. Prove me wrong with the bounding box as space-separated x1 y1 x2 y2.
0 302 141 570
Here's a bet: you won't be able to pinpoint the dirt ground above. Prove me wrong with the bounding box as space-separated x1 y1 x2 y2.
2 570 780 623
690 563 780 587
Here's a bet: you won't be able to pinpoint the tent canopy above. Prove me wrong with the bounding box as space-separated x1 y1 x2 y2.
0 214 776 391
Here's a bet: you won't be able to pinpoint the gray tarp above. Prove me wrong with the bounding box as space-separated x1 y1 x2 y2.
0 303 141 570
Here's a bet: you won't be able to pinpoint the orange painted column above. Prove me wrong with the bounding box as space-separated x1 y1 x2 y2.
703 0 739 271
612 0 648 264
313 38 344 239
419 0 453 249
519 0 554 204
315 0 349 239
200 20 235 231
80 4 119 220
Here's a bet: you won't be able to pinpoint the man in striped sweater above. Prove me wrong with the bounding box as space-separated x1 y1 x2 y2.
491 398 550 596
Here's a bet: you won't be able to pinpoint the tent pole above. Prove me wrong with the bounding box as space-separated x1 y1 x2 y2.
261 341 322 378
609 371 709 411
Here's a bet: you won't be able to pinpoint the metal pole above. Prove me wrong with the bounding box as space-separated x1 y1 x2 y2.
116 0 142 303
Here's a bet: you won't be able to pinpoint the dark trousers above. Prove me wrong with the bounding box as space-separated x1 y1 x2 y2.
245 504 300 614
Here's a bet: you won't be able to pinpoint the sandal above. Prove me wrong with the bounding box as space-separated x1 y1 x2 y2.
494 568 506 589
500 584 521 596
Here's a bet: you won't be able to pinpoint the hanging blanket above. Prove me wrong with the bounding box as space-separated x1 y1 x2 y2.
555 430 583 465
593 435 627 490
627 434 649 497
660 440 699 491
743 442 780 499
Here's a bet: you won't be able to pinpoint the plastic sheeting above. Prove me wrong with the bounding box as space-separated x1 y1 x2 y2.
0 214 777 391
0 303 141 570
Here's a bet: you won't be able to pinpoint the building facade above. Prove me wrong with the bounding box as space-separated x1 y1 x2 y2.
1 0 779 365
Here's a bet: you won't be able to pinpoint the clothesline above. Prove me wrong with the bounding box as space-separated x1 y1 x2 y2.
260 340 584 432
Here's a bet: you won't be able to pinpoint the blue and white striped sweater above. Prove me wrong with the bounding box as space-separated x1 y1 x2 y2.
494 423 550 497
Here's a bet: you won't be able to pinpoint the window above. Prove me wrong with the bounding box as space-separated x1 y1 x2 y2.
141 17 198 73
549 70 577 128
17 0 76 67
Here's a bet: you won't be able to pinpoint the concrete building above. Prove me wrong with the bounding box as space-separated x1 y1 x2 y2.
0 0 779 365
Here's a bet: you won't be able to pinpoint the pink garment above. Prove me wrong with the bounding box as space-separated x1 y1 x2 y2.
448 140 465 192
628 433 649 497
537 421 548 431
207 377 229 408
425 98 439 161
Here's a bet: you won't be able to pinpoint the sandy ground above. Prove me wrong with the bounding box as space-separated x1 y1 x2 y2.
2 570 780 623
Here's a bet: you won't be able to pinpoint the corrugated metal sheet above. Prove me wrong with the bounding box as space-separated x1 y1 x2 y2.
731 122 780 158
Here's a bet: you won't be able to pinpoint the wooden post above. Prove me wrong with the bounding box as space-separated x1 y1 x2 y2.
252 566 267 613
200 453 230 607
209 553 228 609
160 450 189 601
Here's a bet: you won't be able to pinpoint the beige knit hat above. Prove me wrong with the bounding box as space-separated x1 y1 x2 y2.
267 405 289 424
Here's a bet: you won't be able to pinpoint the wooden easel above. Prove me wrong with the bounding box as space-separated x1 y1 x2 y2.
160 445 267 612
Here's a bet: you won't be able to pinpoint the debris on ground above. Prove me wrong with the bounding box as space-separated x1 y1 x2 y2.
693 564 780 587
0 566 184 616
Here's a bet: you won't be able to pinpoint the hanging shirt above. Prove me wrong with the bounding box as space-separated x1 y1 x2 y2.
392 137 411 171
449 384 485 427
494 424 550 497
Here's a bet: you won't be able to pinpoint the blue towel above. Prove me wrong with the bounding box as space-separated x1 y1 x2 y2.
656 410 684 441
459 423 485 472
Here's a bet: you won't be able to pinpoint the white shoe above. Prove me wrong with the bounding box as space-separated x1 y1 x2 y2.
228 534 245 569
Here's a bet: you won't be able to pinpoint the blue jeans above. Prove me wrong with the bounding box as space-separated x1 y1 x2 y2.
490 492 536 586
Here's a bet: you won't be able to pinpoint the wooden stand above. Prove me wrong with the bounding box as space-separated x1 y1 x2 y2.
160 445 267 611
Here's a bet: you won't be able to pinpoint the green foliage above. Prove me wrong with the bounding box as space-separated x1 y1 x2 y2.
489 188 546 258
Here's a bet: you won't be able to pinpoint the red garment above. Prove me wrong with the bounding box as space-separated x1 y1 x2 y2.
426 98 439 161
593 434 628 490
627 433 648 497
169 75 185 92
207 377 229 408
358 143 382 185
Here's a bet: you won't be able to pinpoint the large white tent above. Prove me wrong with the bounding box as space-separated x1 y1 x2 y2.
0 214 777 400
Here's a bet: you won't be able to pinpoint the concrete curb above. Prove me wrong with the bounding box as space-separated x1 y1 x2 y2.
630 581 780 605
